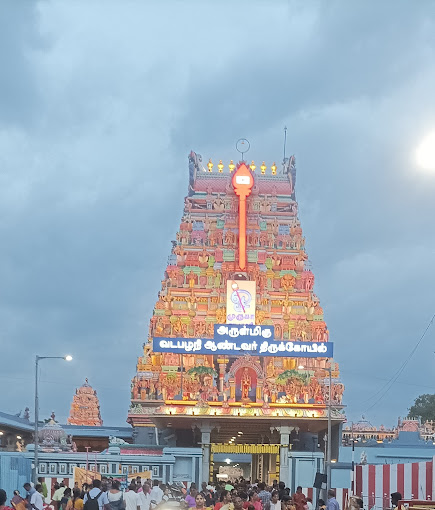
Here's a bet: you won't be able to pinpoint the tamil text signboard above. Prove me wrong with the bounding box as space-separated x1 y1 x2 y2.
152 330 333 358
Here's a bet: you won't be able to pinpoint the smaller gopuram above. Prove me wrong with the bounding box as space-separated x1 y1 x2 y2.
67 378 103 426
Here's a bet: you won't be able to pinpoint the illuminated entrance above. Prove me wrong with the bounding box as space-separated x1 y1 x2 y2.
211 443 280 484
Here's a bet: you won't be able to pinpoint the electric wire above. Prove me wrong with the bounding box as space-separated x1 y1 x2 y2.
362 313 435 412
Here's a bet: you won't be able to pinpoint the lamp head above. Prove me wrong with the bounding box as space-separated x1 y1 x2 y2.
64 355 73 362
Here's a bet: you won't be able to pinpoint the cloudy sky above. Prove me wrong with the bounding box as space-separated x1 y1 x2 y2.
1 1 435 430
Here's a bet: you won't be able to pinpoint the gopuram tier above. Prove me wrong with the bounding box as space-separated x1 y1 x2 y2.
128 151 345 482
68 378 103 427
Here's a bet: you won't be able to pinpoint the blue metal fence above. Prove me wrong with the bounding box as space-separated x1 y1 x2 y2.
0 453 32 502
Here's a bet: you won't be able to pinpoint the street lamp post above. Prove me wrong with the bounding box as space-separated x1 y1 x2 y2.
34 355 73 483
326 363 332 495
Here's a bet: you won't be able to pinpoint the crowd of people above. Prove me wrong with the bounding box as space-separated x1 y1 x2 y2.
0 478 342 510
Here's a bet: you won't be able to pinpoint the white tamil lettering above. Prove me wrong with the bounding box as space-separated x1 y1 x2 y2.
229 327 239 338
204 340 217 352
239 325 248 336
285 342 294 352
259 341 268 353
262 328 272 338
216 325 228 336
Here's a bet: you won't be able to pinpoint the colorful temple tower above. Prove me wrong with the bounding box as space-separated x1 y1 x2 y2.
128 151 345 485
67 378 103 426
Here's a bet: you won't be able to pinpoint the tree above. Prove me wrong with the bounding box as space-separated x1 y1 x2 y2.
187 366 217 385
409 394 435 423
275 369 310 385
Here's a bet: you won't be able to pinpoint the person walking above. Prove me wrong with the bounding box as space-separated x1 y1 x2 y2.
244 492 262 510
149 483 163 507
215 491 232 510
53 483 67 510
138 484 150 510
269 492 280 510
83 479 109 510
257 484 271 510
107 482 124 510
30 486 44 510
37 480 47 501
200 483 213 508
292 487 306 510
326 490 339 510
185 489 198 508
23 484 35 510
193 494 212 510
1 489 14 510
60 489 72 510
66 489 84 510
11 491 26 510
123 486 140 510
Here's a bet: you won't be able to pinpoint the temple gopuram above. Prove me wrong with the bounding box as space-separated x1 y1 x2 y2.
128 150 346 484
68 378 103 427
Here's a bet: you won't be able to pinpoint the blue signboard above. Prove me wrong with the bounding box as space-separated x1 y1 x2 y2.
152 336 333 358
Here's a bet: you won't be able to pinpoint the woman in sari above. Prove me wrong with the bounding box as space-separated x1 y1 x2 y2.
11 492 26 510
66 490 83 510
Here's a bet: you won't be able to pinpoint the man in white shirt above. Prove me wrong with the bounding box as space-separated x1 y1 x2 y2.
83 479 110 510
124 485 141 510
30 485 44 510
139 483 151 510
149 481 163 506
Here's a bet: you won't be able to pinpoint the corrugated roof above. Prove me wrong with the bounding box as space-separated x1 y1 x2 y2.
63 425 133 438
0 411 33 431
0 411 133 438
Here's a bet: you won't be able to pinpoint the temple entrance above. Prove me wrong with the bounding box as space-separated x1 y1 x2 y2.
211 443 280 484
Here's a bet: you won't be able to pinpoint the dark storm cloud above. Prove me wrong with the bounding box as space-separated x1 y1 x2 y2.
1 1 435 426
174 1 435 149
0 0 47 126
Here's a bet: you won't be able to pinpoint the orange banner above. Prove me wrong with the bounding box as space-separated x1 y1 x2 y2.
73 467 101 486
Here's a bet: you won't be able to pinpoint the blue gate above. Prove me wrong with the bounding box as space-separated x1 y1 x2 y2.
0 453 32 502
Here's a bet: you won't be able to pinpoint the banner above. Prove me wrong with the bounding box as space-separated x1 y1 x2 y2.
226 280 256 324
211 443 280 454
73 467 101 486
152 337 333 358
127 470 151 481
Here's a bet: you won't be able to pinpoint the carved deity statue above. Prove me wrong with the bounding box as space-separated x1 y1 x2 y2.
255 310 266 325
263 382 270 403
266 360 276 378
281 273 296 291
188 271 196 288
216 307 226 324
271 251 281 268
241 368 251 399
172 317 183 335
198 249 209 268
